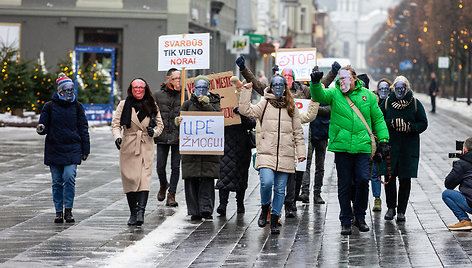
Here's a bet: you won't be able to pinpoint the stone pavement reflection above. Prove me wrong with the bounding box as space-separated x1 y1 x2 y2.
1 94 472 267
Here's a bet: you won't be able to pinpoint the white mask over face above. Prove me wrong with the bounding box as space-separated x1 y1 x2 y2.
339 70 351 93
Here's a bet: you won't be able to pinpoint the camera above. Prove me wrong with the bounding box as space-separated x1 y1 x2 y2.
448 140 464 158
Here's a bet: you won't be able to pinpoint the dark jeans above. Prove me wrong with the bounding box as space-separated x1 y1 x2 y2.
335 152 370 226
184 177 215 217
286 171 304 206
156 144 181 193
385 177 411 214
219 189 245 206
301 138 328 195
430 95 436 112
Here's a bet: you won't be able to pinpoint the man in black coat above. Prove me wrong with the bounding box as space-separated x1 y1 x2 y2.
429 72 438 113
154 68 185 206
443 137 472 230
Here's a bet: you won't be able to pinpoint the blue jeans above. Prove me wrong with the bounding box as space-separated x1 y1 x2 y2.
371 163 381 198
50 164 77 212
260 168 289 216
335 152 371 225
442 189 472 221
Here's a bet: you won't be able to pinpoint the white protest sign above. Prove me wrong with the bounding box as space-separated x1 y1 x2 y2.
158 33 210 71
229 35 250 54
276 48 317 81
179 111 225 155
295 99 311 171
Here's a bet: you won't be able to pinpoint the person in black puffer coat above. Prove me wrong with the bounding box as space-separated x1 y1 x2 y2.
216 106 256 216
37 73 90 224
443 137 472 230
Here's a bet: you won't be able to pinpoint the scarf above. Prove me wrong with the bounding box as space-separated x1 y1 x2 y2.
391 98 413 110
268 97 287 109
120 97 148 128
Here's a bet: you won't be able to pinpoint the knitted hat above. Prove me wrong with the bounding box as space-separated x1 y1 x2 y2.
194 75 210 85
56 72 73 93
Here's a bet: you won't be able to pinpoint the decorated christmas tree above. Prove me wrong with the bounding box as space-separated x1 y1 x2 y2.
80 60 110 104
31 62 55 113
0 46 35 115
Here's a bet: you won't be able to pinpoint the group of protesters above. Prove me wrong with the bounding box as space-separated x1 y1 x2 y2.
37 57 472 235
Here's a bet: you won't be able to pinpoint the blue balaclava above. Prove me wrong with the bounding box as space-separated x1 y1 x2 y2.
270 75 286 98
378 81 390 100
194 79 209 97
394 81 407 100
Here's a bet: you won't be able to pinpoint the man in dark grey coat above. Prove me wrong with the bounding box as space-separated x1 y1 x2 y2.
154 68 185 206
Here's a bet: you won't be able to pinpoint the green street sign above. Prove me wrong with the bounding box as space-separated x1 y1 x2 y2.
244 34 265 44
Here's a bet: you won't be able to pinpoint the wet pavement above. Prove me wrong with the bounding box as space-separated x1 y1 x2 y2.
1 94 472 267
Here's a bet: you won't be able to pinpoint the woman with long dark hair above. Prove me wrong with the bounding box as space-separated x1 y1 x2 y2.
112 78 164 226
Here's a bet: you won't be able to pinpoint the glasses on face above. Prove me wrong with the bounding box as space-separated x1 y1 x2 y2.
133 86 145 89
171 77 181 80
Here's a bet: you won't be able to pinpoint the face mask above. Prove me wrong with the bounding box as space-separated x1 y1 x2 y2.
339 70 351 93
194 79 209 97
394 81 407 100
61 83 75 102
271 76 285 98
378 81 390 100
282 68 294 87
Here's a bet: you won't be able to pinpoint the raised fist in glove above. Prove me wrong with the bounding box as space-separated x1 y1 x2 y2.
115 138 122 150
373 142 390 163
235 55 246 71
310 66 324 84
331 61 341 75
390 118 411 132
147 126 154 137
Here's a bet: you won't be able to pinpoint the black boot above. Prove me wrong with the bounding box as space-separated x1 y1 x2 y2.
64 208 75 223
270 214 280 234
136 191 149 226
384 208 396 220
258 204 270 227
126 192 138 226
217 189 229 216
236 190 245 214
54 211 63 223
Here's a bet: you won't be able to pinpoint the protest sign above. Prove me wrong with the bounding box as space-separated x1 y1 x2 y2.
295 99 311 171
276 48 317 81
179 111 225 155
186 71 241 126
158 33 210 71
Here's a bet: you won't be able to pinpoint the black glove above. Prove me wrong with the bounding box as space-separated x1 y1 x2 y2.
310 66 324 84
82 154 88 161
147 126 154 137
235 55 246 71
272 64 279 74
233 107 240 115
390 118 411 132
373 142 390 163
115 138 122 150
331 61 341 75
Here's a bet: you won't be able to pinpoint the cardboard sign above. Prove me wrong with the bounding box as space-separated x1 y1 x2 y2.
276 48 317 81
158 33 210 71
186 71 241 126
179 111 225 155
295 99 311 172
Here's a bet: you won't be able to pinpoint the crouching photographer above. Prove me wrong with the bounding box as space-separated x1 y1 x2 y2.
442 137 472 231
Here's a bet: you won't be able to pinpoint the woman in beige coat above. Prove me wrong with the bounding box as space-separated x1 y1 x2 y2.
112 78 164 226
238 74 306 234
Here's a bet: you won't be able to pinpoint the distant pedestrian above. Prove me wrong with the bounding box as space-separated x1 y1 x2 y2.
429 72 438 113
238 75 306 234
177 75 221 221
154 68 186 207
112 78 164 226
442 137 472 230
380 75 428 222
37 72 90 224
310 65 390 235
257 70 268 85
